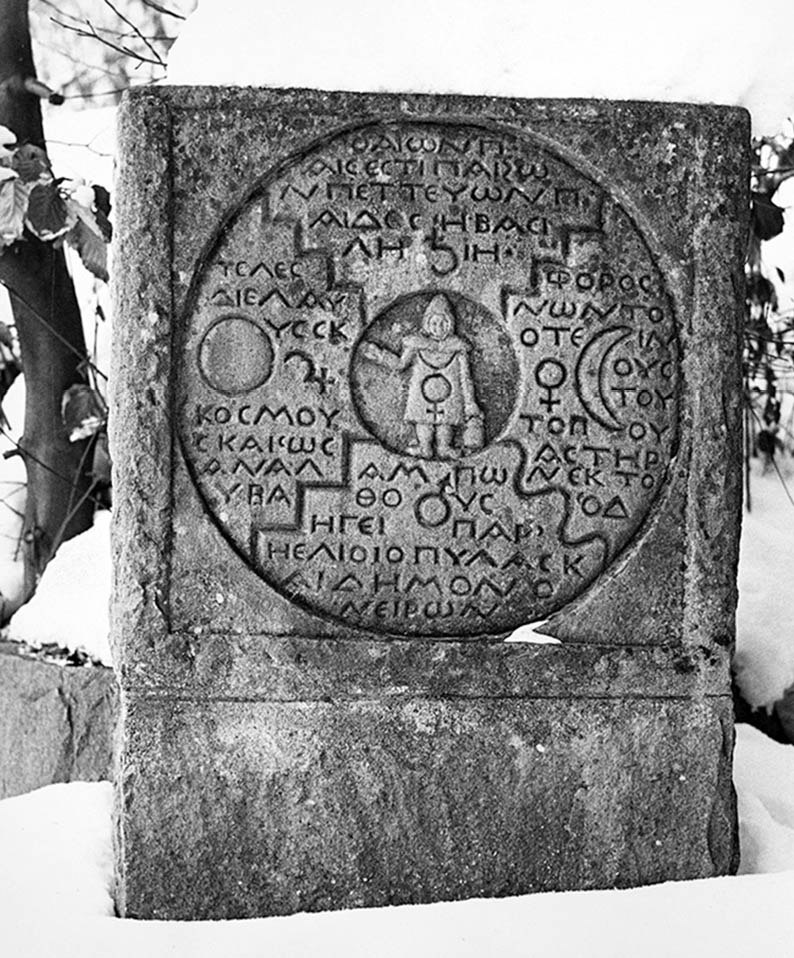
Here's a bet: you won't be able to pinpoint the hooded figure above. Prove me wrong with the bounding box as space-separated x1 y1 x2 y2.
396 295 483 458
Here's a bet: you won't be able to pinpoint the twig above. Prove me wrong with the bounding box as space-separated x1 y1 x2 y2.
51 16 165 68
45 433 98 565
60 89 128 100
102 0 167 66
0 279 108 383
33 37 131 79
45 138 114 159
139 0 186 19
748 404 794 510
0 426 104 509
61 78 164 100
0 499 24 520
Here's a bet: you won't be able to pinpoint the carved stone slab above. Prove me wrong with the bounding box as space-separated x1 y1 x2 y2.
112 89 748 919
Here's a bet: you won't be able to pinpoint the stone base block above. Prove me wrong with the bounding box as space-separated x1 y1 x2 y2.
117 694 736 919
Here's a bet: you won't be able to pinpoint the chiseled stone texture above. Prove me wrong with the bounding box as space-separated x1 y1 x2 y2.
0 643 117 799
111 88 748 919
122 696 734 919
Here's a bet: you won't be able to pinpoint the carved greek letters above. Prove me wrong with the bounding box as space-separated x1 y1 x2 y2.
178 119 680 636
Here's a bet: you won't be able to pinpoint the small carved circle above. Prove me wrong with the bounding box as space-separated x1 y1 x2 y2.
198 315 274 395
415 491 451 528
421 374 452 403
535 358 567 389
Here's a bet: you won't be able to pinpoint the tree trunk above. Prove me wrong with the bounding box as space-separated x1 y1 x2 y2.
0 0 94 615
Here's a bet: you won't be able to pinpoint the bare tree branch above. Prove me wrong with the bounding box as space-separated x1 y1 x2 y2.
45 137 114 158
50 16 165 68
0 278 108 382
0 424 104 508
61 84 163 100
139 0 186 20
102 0 165 67
32 37 129 79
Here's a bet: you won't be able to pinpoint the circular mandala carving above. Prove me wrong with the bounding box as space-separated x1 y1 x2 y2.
178 119 680 637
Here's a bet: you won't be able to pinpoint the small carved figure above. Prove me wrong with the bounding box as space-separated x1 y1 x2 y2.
362 294 484 458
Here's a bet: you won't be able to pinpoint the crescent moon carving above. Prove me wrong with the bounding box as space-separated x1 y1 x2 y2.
574 325 633 431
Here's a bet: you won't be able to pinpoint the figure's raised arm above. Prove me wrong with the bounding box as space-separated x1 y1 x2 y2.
360 341 399 369
396 342 418 371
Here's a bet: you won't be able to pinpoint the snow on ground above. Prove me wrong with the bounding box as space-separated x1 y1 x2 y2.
166 0 794 136
734 454 794 709
0 782 115 919
735 724 794 874
5 509 112 665
0 736 793 958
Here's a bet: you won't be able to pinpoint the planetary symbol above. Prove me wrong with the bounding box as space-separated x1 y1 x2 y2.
574 326 633 431
535 358 568 411
198 315 274 396
284 349 335 395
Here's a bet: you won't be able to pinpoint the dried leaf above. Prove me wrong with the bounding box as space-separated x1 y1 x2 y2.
0 321 15 350
61 383 106 442
93 206 112 243
25 182 75 241
0 176 32 248
747 273 777 309
64 219 108 282
12 144 51 183
66 196 103 238
91 431 111 487
91 186 112 242
0 350 21 429
752 191 786 241
93 184 111 217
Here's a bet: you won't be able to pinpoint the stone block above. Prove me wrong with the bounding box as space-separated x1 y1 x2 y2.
111 89 748 919
0 643 117 799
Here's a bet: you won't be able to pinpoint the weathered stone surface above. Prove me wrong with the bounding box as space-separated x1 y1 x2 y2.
0 643 117 799
111 89 748 920
118 696 734 920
